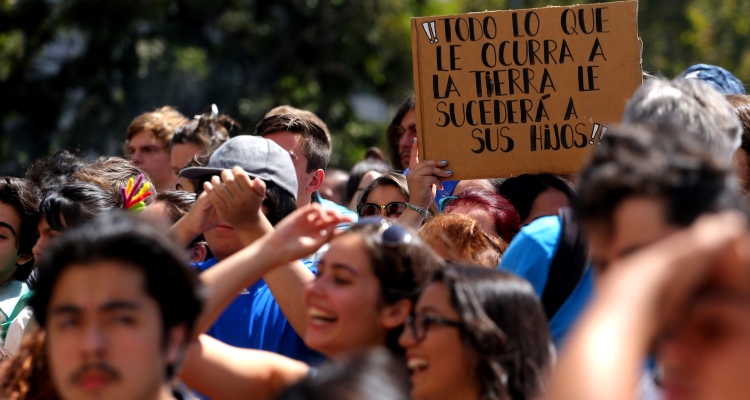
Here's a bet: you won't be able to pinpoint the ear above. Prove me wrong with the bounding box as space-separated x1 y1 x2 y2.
16 253 33 266
380 298 413 329
306 169 325 194
189 245 207 263
164 323 189 374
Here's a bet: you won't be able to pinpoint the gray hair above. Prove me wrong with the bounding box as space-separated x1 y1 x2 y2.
623 78 742 159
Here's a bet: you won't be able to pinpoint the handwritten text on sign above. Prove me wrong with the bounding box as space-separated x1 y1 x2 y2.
411 1 641 179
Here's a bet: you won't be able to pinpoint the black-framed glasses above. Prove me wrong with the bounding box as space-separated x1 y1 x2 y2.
387 124 417 146
405 313 463 342
357 202 408 218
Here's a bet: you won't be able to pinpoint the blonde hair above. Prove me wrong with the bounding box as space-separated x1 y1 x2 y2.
125 106 189 147
419 213 507 268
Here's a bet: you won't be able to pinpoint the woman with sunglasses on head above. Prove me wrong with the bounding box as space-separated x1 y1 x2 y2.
178 176 443 400
400 265 554 400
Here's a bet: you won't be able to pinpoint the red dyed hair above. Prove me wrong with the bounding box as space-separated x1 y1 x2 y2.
444 188 521 243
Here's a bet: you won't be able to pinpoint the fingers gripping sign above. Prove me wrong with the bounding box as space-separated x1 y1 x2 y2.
406 138 452 210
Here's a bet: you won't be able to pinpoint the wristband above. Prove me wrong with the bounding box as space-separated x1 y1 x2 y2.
405 203 429 218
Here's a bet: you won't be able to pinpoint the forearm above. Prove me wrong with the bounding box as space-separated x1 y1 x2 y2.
180 335 308 400
546 265 662 400
263 260 315 337
169 217 202 248
397 208 426 230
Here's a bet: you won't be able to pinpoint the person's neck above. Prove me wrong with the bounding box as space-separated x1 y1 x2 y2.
0 266 17 287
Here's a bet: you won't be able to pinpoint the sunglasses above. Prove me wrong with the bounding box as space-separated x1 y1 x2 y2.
387 124 417 146
357 202 407 218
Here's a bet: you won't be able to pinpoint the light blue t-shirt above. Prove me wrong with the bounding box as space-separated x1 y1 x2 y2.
499 215 594 347
195 258 325 365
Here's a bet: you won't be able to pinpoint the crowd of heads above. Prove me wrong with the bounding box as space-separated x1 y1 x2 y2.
0 61 749 400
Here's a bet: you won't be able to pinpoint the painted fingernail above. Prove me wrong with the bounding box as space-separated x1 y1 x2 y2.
440 160 447 165
446 170 452 174
412 138 417 143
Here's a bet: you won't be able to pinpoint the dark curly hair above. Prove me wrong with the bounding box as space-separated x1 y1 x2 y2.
434 265 553 400
576 123 739 240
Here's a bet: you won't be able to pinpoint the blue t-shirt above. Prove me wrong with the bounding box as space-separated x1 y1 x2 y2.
499 215 593 347
316 194 358 223
195 258 325 366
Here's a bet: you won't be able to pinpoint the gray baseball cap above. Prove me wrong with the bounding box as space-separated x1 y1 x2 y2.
179 135 298 201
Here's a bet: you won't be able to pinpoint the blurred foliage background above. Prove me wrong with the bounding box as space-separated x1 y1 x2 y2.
2 0 749 175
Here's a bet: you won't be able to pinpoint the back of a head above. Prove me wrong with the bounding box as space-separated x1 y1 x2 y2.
727 94 750 154
444 189 522 243
23 150 89 193
254 114 331 173
126 106 189 145
419 213 507 268
623 77 742 158
171 108 238 151
39 182 119 232
152 190 197 224
577 123 739 237
434 265 552 400
31 212 202 346
495 175 575 223
275 349 410 400
69 157 155 207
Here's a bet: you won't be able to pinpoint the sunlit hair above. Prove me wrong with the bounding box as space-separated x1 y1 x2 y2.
69 157 155 207
125 106 189 148
0 328 59 400
433 265 553 400
340 222 443 355
171 109 238 151
623 78 742 158
444 189 521 243
39 183 118 233
419 213 507 268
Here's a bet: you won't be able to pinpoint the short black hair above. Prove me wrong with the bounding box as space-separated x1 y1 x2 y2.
31 212 203 376
0 177 41 257
577 123 739 239
253 114 331 173
39 183 118 232
23 149 89 193
495 174 576 222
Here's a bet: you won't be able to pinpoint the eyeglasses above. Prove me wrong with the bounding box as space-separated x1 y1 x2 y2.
405 313 463 342
357 202 407 218
438 195 459 212
387 124 418 146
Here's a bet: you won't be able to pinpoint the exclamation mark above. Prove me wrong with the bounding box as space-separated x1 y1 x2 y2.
597 126 608 145
589 123 600 145
422 21 439 44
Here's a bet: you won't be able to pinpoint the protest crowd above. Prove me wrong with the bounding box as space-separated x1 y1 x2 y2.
4 6 750 400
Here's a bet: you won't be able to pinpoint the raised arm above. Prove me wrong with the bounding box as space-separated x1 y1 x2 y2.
199 167 351 336
398 138 451 229
180 334 309 400
546 211 750 400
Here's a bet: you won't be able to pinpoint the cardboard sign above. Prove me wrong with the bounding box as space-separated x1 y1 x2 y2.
411 0 642 179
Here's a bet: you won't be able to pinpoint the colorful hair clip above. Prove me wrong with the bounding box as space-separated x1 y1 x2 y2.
121 174 153 213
